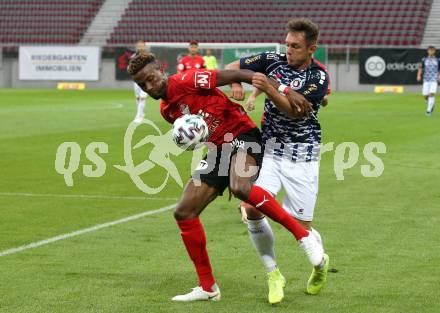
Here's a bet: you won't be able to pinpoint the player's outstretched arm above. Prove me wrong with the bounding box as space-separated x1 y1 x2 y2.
252 73 312 118
215 69 254 87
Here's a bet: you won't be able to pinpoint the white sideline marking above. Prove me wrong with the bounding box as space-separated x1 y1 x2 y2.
0 192 178 201
0 203 176 258
0 102 125 113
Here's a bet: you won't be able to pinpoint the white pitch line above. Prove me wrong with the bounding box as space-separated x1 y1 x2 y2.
0 102 125 113
0 192 178 201
0 203 176 258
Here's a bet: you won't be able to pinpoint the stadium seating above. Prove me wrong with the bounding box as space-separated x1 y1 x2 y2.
108 0 432 46
0 0 104 45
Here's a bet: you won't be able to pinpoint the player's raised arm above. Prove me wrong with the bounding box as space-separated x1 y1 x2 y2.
216 69 312 117
252 73 312 118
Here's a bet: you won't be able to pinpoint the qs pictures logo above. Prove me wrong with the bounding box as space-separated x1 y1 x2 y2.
54 118 190 194
54 119 387 193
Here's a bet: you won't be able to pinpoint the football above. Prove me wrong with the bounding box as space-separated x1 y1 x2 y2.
172 114 209 150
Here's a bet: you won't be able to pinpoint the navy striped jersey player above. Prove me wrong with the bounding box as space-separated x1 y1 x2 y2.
421 56 440 82
240 52 329 162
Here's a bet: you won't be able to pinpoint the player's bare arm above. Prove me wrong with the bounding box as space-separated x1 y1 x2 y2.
227 55 313 116
321 95 329 107
215 69 255 86
252 73 312 118
417 67 423 82
222 63 312 116
264 77 313 116
225 60 245 100
246 88 262 111
252 73 302 118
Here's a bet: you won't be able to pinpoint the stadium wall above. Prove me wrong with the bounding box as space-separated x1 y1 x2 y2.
0 58 422 93
0 58 132 89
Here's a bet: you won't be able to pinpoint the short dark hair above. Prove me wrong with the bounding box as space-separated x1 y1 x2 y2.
428 45 436 50
286 18 319 46
189 40 198 46
127 52 157 76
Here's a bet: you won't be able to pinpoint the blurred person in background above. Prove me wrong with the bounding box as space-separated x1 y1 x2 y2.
133 40 149 123
417 45 440 116
203 49 218 70
177 40 206 73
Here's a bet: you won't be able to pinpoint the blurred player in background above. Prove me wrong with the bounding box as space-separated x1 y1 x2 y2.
203 49 218 70
226 18 330 304
127 51 325 302
177 40 206 73
133 40 148 123
417 45 440 116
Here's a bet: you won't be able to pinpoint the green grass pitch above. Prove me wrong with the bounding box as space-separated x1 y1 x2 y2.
0 89 439 313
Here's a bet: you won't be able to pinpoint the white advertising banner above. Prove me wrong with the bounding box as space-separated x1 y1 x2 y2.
19 46 100 81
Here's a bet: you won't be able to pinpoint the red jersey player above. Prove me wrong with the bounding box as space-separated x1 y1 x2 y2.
177 40 206 73
127 52 324 302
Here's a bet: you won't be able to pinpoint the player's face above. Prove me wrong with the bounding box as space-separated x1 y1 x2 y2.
136 41 145 52
133 63 167 100
188 44 198 56
428 47 436 56
285 32 316 68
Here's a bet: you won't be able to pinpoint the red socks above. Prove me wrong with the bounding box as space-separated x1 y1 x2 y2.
246 185 309 240
177 217 215 292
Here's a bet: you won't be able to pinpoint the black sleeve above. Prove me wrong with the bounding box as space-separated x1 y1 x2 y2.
303 69 330 107
239 52 272 73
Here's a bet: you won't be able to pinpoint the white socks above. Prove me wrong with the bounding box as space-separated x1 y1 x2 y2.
247 217 277 273
247 218 325 272
310 227 325 269
427 96 435 113
310 227 323 247
136 98 146 119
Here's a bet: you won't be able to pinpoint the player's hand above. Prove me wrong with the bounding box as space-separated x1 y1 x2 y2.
245 95 256 111
417 75 422 82
230 83 245 101
252 73 271 92
321 95 329 107
285 89 313 117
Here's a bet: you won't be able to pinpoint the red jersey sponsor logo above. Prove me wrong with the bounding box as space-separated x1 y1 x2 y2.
194 71 212 89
